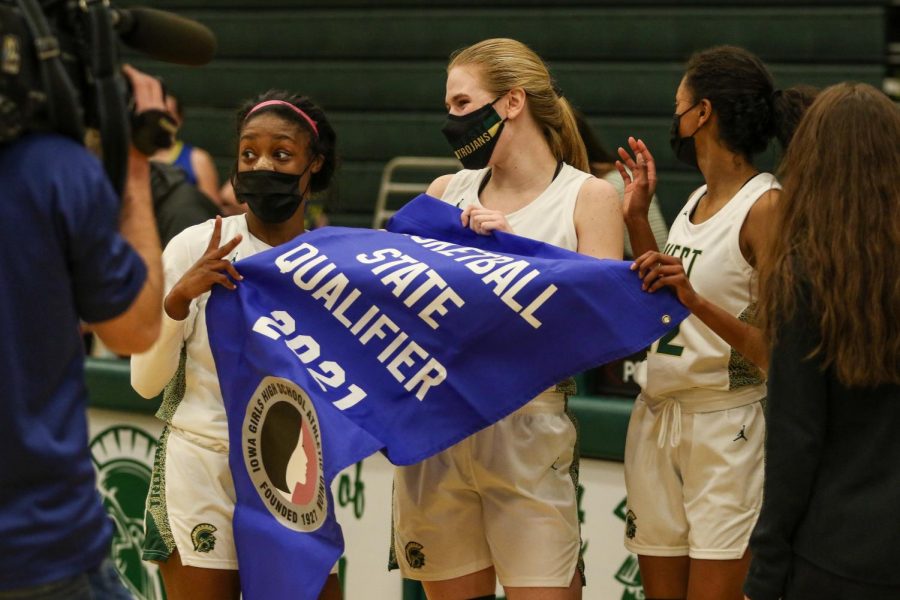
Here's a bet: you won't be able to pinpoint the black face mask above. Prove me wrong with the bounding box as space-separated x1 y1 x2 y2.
233 168 309 224
441 97 506 169
669 101 704 169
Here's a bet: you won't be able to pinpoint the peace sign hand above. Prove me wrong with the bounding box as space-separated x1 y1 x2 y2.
165 216 244 321
616 137 658 220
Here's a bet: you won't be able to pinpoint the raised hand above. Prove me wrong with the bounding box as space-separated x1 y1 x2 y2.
616 136 658 220
461 205 514 235
165 216 244 320
121 64 166 114
631 250 699 310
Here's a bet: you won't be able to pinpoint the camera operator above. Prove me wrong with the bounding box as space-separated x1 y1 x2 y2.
0 64 165 599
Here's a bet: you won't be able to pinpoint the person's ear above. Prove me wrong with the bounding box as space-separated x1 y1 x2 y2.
697 98 713 127
310 153 325 174
505 87 527 120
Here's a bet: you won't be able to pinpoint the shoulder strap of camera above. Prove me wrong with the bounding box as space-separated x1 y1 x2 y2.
16 0 85 142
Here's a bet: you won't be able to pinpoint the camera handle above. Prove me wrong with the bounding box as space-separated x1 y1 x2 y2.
81 0 129 196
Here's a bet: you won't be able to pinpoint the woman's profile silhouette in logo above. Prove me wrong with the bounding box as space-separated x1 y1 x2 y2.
261 400 319 506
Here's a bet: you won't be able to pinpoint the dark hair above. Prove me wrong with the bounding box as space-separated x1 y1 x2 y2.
235 90 338 193
684 45 817 158
166 91 183 120
771 85 819 148
573 109 616 166
758 82 900 387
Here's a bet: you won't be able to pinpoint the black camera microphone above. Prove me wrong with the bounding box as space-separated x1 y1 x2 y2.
111 6 217 66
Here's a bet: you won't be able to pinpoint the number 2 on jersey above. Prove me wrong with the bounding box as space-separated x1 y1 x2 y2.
655 323 684 356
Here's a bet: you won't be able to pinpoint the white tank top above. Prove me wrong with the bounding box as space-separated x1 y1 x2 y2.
131 215 273 451
440 163 591 252
635 172 780 414
441 163 592 403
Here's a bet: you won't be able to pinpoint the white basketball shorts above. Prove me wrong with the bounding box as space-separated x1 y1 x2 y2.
143 426 239 569
623 396 765 559
392 393 582 587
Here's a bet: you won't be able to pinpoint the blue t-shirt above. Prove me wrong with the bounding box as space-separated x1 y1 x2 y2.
172 140 197 186
0 134 147 589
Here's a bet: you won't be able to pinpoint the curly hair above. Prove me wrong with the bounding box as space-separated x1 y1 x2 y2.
757 83 900 386
684 46 816 158
234 90 338 193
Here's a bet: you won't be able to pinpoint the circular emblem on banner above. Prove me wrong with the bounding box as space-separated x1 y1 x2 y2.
244 376 327 531
90 426 165 600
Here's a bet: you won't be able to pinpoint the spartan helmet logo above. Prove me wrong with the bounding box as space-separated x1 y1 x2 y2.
405 541 426 569
90 426 165 600
191 524 218 553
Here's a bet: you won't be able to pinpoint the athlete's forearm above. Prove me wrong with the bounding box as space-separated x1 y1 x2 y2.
688 296 768 372
624 212 661 257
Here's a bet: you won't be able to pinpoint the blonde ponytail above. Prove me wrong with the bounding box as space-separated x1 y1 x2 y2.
556 96 589 172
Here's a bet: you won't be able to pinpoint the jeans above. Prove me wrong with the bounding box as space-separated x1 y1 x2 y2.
0 559 133 600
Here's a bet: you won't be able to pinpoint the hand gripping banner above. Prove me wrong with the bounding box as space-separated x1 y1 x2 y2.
206 194 688 599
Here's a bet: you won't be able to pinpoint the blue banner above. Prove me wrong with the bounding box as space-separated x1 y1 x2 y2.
206 194 687 599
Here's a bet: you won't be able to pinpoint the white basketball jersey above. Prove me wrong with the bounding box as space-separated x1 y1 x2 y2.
441 163 591 398
635 172 780 410
440 163 591 251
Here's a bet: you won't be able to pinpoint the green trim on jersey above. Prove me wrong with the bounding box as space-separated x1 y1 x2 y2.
564 398 587 587
728 305 765 390
156 347 187 424
387 483 399 571
555 377 578 395
142 426 175 561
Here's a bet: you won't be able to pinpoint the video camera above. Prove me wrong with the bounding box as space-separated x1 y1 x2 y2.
0 0 216 194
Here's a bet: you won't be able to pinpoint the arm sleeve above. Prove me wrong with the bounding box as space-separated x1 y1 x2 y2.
744 305 828 600
65 154 147 323
130 226 203 398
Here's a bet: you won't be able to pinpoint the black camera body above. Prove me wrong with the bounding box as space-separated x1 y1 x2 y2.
0 0 214 194
0 0 84 143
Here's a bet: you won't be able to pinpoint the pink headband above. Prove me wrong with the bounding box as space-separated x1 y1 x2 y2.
246 100 319 137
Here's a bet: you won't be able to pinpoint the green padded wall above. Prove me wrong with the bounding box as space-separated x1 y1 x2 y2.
123 1 887 226
85 357 633 461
